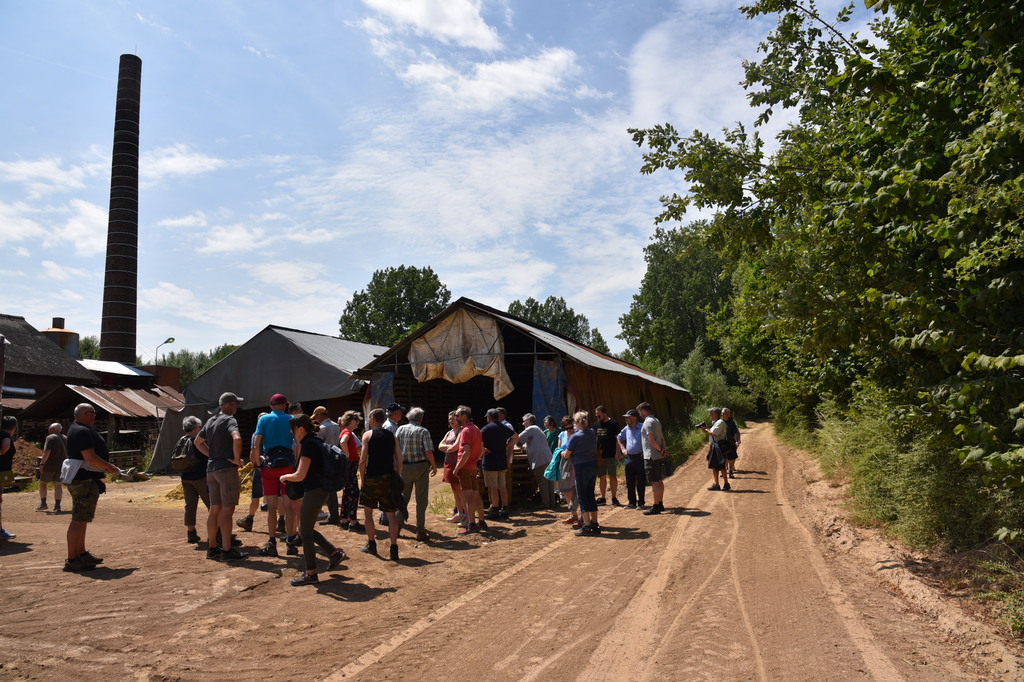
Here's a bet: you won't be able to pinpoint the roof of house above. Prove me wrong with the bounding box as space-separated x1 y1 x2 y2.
79 359 155 378
0 314 98 383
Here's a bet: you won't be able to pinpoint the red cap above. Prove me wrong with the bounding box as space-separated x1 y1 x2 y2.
270 393 288 406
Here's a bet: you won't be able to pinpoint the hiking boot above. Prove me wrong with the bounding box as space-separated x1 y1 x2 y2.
575 523 598 537
236 515 254 532
643 503 664 515
389 544 400 561
63 556 96 572
35 501 48 511
361 540 378 555
416 529 429 542
328 548 347 570
187 529 201 544
291 572 319 587
79 551 104 565
220 548 249 562
259 541 279 557
611 497 622 507
206 547 221 560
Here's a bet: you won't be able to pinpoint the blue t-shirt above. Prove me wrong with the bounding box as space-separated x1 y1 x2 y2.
617 423 643 455
480 421 513 471
255 409 292 452
567 428 598 465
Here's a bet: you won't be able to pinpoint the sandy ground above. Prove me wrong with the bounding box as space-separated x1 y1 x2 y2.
1 421 1021 681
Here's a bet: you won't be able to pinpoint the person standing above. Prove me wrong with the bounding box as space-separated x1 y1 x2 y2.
312 406 342 525
438 411 467 523
556 416 578 525
395 407 436 542
617 409 647 509
0 416 21 540
279 413 348 586
480 408 514 520
452 405 486 534
383 403 404 433
638 402 668 515
177 415 209 544
518 413 554 509
593 406 622 506
194 392 249 562
63 404 121 570
564 411 600 536
337 410 363 531
359 408 403 560
701 407 730 491
251 394 299 557
722 407 741 476
37 422 68 512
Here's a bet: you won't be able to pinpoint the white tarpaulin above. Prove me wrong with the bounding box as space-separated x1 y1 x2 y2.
408 308 514 399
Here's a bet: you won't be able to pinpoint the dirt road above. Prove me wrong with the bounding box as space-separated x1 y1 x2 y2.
0 422 1014 680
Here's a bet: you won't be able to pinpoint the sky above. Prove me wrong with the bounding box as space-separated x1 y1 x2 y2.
0 0 873 362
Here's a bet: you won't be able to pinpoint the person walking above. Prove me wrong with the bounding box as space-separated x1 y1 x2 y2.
359 408 403 561
279 413 348 586
37 422 67 513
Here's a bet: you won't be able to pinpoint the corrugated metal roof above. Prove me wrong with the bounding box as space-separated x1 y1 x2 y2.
66 385 185 418
79 359 155 377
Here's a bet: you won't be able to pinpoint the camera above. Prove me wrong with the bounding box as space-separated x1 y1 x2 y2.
693 421 707 430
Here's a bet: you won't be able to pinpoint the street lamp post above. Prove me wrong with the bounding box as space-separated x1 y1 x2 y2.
155 337 175 365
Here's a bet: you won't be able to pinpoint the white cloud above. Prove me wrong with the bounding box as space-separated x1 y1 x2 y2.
244 260 327 286
57 288 86 302
0 200 47 246
243 45 277 59
41 260 89 281
404 47 579 110
158 210 208 228
0 158 101 199
360 0 501 50
141 144 227 184
196 223 267 254
43 199 108 256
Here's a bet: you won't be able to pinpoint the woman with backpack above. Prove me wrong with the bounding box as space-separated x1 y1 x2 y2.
176 415 209 544
278 413 347 586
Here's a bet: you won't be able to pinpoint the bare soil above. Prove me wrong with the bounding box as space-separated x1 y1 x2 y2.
1 421 1021 681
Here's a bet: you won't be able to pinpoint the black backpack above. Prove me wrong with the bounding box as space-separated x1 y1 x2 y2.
319 442 346 492
170 435 198 473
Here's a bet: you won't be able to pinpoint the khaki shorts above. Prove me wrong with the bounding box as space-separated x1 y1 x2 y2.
39 469 62 483
597 458 617 477
482 469 507 489
457 468 479 492
207 468 241 507
68 479 102 522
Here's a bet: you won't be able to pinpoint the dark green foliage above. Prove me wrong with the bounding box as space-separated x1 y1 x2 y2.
164 344 238 390
338 266 451 346
507 296 606 350
78 335 100 360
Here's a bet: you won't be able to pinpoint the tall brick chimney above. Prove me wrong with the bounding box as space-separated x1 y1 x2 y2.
99 54 142 364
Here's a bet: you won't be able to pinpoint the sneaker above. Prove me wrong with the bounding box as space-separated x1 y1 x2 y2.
561 516 578 525
285 540 299 556
320 516 341 526
220 548 249 562
723 482 732 491
63 556 96 572
500 508 510 520
637 503 647 510
485 508 501 521
611 497 622 507
596 497 607 506
478 520 489 531
187 529 201 544
416 529 429 542
79 551 104 565
624 503 636 510
348 522 363 533
328 548 347 570
457 523 479 535
53 502 62 513
260 502 268 512
389 544 400 561
291 572 320 587
575 523 598 537
361 540 378 555
236 515 254 532
572 520 584 530
231 535 242 547
592 523 602 534
378 511 389 526
707 484 721 491
0 529 16 540
35 501 48 511
259 541 279 557
206 547 221 560
277 517 286 534
643 504 664 515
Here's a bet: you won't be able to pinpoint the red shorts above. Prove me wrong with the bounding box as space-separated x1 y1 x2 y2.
260 466 294 497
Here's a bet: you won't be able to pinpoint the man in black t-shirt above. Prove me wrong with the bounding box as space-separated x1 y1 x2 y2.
1 415 20 541
594 406 622 506
64 404 121 572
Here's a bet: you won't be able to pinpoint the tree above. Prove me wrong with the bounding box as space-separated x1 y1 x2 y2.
163 344 238 389
339 266 451 346
630 0 1024 527
618 220 733 367
507 296 604 349
78 335 100 360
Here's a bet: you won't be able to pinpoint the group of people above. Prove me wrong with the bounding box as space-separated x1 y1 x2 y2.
1 393 742 585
